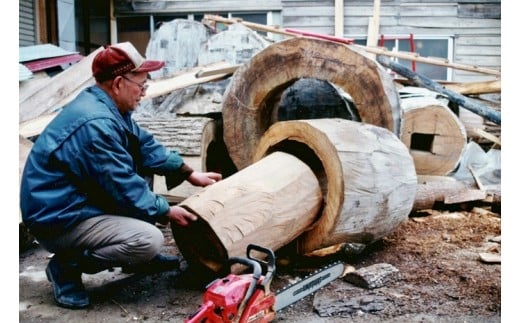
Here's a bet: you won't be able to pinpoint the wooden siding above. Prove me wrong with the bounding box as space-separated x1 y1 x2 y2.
114 0 282 14
282 0 501 82
20 0 36 46
110 0 500 82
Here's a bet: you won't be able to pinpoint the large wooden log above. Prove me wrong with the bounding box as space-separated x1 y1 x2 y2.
134 116 214 156
172 151 323 273
199 117 237 178
399 96 467 175
222 37 401 171
252 119 417 254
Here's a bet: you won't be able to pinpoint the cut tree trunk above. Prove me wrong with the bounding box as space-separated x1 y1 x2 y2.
172 151 323 273
253 119 417 254
172 119 417 272
134 116 214 156
399 96 467 175
222 37 401 171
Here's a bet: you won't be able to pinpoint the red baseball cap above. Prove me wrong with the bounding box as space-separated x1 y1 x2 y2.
92 42 165 82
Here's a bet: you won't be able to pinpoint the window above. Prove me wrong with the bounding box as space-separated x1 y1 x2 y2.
354 35 454 81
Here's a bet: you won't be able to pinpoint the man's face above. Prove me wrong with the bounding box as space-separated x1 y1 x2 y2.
115 72 148 114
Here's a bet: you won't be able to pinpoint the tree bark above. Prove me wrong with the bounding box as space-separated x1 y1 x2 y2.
134 116 214 156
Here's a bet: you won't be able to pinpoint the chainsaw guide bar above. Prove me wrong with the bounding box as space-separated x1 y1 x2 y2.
273 261 345 312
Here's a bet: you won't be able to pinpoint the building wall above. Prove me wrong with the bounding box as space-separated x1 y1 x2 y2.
20 0 37 46
21 0 500 82
114 0 283 13
282 0 501 82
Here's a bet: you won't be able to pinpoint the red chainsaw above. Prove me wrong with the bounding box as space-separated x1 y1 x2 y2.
185 244 344 323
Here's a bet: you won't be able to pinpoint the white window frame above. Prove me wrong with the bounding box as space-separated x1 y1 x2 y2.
352 34 454 81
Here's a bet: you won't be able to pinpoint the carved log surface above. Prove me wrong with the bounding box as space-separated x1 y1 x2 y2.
173 151 323 273
253 119 417 254
399 96 467 175
222 37 401 171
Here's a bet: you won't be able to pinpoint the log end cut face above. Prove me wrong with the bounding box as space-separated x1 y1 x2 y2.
400 97 467 175
222 37 401 171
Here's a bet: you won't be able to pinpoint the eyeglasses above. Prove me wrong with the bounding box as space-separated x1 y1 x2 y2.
121 75 149 92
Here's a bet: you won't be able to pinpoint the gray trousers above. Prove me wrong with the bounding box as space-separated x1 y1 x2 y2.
37 215 165 265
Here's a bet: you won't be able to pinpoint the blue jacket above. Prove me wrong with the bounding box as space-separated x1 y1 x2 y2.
20 85 191 239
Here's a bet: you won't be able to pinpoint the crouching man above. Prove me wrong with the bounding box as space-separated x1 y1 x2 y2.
20 42 222 309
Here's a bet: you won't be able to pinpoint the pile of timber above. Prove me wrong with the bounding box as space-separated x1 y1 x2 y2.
19 19 501 260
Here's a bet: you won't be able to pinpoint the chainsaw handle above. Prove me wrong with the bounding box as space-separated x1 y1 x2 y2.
227 256 261 316
227 256 262 280
247 244 275 271
246 244 276 288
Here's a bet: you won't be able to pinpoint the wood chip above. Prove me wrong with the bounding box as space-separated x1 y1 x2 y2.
344 263 400 289
479 253 501 264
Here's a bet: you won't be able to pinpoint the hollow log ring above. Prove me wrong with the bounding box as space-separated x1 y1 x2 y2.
223 37 401 170
253 118 417 254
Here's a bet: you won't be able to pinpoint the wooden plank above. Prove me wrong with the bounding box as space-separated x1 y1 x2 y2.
444 189 487 204
469 128 501 146
443 80 501 95
334 0 343 37
195 65 239 78
19 113 58 139
359 45 501 76
19 62 234 139
143 61 235 99
19 71 50 103
366 0 381 59
376 55 501 124
19 47 103 123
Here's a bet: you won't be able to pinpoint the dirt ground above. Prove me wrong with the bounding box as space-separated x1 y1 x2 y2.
19 205 501 323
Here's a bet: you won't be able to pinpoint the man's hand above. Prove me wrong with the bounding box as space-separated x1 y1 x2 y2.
167 205 197 226
187 171 222 187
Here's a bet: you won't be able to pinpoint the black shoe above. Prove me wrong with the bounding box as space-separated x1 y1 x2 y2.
122 254 180 274
45 256 90 309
